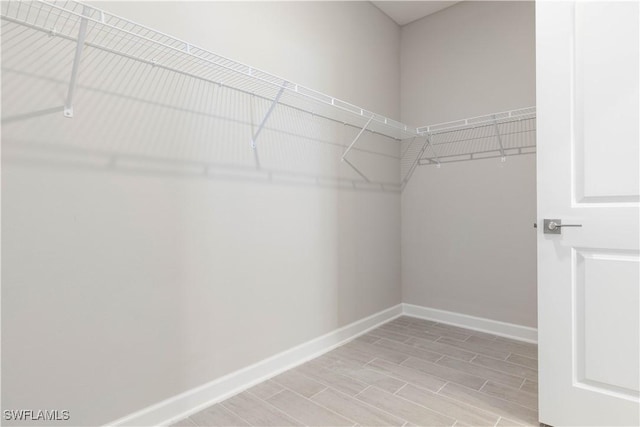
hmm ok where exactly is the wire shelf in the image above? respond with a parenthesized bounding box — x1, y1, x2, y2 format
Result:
(0, 0, 418, 141)
(399, 107, 536, 185)
(416, 107, 536, 165)
(2, 1, 537, 190)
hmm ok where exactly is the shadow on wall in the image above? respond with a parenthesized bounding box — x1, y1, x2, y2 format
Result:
(1, 20, 402, 193)
(1, 17, 403, 426)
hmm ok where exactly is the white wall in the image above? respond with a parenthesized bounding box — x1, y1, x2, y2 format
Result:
(1, 2, 401, 425)
(400, 1, 538, 327)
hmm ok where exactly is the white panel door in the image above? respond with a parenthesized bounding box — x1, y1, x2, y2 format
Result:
(536, 1, 640, 426)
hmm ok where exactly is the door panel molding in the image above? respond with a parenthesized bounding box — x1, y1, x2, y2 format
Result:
(572, 248, 640, 400)
(571, 2, 640, 205)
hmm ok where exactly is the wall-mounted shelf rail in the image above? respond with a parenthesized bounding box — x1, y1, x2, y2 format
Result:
(0, 0, 419, 141)
(416, 106, 536, 166)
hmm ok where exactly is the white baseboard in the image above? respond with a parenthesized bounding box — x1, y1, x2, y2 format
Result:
(107, 304, 403, 427)
(107, 302, 535, 426)
(402, 303, 537, 344)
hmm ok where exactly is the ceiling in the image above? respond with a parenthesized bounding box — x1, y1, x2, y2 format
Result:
(372, 1, 461, 26)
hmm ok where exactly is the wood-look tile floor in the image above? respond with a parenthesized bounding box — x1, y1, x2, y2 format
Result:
(173, 316, 539, 427)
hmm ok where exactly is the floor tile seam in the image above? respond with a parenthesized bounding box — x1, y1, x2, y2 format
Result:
(470, 356, 537, 379)
(442, 381, 539, 416)
(352, 384, 372, 398)
(217, 403, 254, 427)
(265, 387, 357, 426)
(400, 356, 489, 389)
(317, 383, 412, 426)
(370, 339, 447, 364)
(507, 350, 538, 360)
(246, 385, 284, 402)
(368, 358, 452, 390)
(393, 382, 409, 396)
(232, 388, 308, 427)
(376, 382, 475, 425)
(218, 396, 277, 427)
(435, 383, 536, 425)
(434, 337, 510, 359)
(295, 365, 370, 396)
(505, 354, 539, 370)
(427, 388, 509, 425)
(369, 329, 413, 342)
(307, 386, 329, 399)
(404, 341, 481, 362)
(477, 382, 539, 412)
(322, 361, 408, 395)
(449, 357, 529, 384)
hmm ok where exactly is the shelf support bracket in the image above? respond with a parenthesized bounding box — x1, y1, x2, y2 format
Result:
(492, 115, 506, 162)
(341, 115, 373, 160)
(63, 5, 91, 118)
(414, 133, 440, 167)
(251, 82, 287, 149)
(343, 158, 370, 183)
(402, 133, 436, 188)
(341, 115, 374, 182)
(425, 133, 441, 168)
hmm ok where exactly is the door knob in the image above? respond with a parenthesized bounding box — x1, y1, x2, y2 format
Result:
(544, 219, 582, 234)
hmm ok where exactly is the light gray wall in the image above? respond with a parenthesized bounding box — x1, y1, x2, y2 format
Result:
(400, 1, 538, 327)
(2, 2, 538, 425)
(1, 2, 401, 425)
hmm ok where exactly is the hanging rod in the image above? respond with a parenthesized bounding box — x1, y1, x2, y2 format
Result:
(0, 0, 418, 141)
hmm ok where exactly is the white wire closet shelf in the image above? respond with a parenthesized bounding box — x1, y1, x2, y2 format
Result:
(0, 0, 418, 141)
(2, 1, 537, 190)
(399, 107, 536, 186)
(421, 107, 536, 164)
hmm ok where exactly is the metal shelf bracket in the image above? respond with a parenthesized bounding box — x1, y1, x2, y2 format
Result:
(426, 133, 441, 168)
(341, 115, 373, 160)
(251, 82, 287, 149)
(341, 115, 374, 182)
(401, 134, 435, 189)
(492, 115, 506, 162)
(63, 5, 90, 118)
